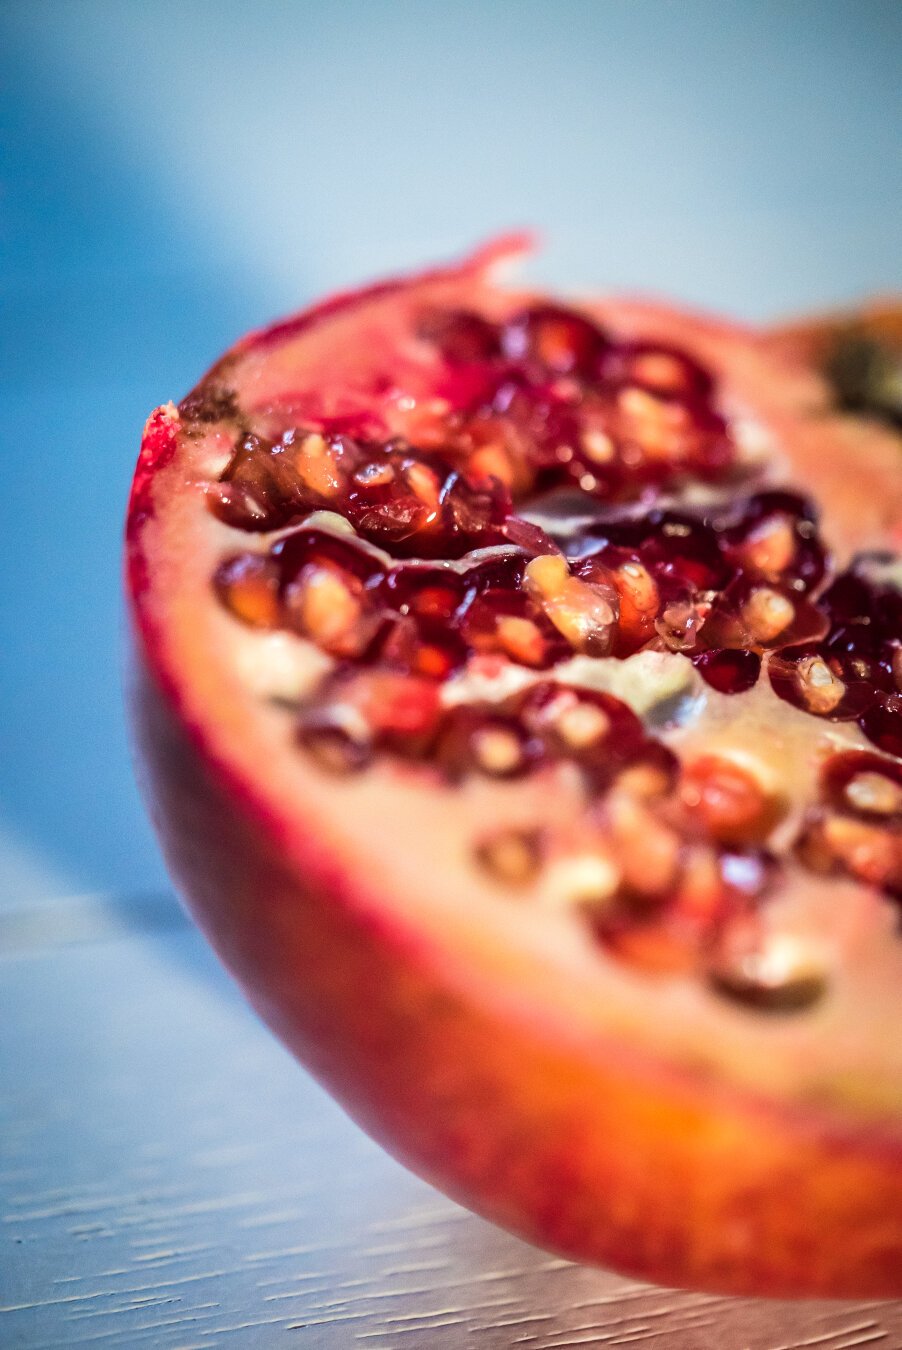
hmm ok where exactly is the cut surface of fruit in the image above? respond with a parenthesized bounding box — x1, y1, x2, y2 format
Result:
(127, 239, 902, 1297)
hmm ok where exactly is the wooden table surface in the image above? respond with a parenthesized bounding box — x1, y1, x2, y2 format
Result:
(2, 893, 900, 1349)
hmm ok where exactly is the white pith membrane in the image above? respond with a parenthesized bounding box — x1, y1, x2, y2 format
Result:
(135, 259, 902, 1127)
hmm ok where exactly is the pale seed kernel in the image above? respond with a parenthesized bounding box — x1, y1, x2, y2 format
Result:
(742, 514, 797, 574)
(741, 587, 795, 643)
(475, 828, 542, 886)
(496, 615, 548, 666)
(844, 772, 902, 817)
(618, 562, 658, 611)
(608, 795, 681, 900)
(353, 460, 395, 488)
(543, 852, 621, 910)
(471, 727, 526, 776)
(293, 432, 343, 497)
(581, 429, 615, 464)
(556, 701, 611, 750)
(289, 566, 360, 649)
(614, 761, 673, 801)
(797, 656, 845, 714)
(405, 460, 441, 507)
(709, 928, 828, 1012)
(821, 814, 902, 889)
(524, 553, 570, 595)
(524, 554, 617, 654)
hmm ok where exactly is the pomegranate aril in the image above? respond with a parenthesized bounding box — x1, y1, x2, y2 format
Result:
(719, 491, 826, 592)
(376, 614, 467, 680)
(692, 647, 761, 694)
(641, 512, 730, 591)
(438, 707, 539, 780)
(519, 683, 646, 771)
(523, 554, 618, 656)
(822, 751, 902, 820)
(417, 307, 501, 364)
(280, 429, 351, 501)
(285, 565, 382, 658)
(797, 811, 902, 895)
(605, 793, 683, 903)
(680, 755, 783, 846)
(577, 549, 658, 655)
(501, 304, 607, 378)
(274, 530, 385, 658)
(475, 827, 543, 885)
(860, 694, 902, 757)
(699, 577, 828, 652)
(479, 373, 579, 469)
(381, 564, 467, 622)
(769, 644, 874, 721)
(297, 721, 372, 774)
(460, 589, 569, 669)
(209, 433, 299, 531)
(214, 553, 281, 628)
(611, 741, 680, 801)
(299, 667, 443, 764)
(600, 340, 714, 401)
(440, 470, 511, 547)
(612, 385, 732, 477)
(706, 912, 828, 1013)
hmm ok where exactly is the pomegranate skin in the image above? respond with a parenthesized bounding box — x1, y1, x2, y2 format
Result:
(132, 658, 902, 1299)
(126, 251, 902, 1298)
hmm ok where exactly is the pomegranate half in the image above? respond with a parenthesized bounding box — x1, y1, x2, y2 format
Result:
(127, 239, 902, 1297)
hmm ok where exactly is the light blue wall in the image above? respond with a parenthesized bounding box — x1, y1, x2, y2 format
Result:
(2, 0, 900, 903)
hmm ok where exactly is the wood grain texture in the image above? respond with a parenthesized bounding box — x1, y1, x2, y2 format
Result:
(2, 898, 900, 1348)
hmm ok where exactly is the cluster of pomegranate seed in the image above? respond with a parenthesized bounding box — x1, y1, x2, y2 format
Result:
(204, 301, 902, 1003)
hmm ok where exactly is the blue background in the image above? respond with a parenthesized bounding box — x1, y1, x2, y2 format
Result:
(2, 0, 900, 908)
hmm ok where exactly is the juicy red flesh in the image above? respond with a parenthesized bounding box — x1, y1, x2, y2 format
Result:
(199, 299, 902, 999)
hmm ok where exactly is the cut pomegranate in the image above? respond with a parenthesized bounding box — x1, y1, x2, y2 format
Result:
(128, 241, 902, 1298)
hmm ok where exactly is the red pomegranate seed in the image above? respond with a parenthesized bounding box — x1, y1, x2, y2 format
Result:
(706, 909, 828, 1012)
(376, 614, 467, 680)
(417, 307, 501, 364)
(860, 694, 902, 758)
(719, 491, 826, 593)
(699, 578, 828, 652)
(822, 751, 902, 820)
(600, 341, 714, 401)
(769, 644, 874, 721)
(519, 683, 646, 772)
(797, 810, 902, 896)
(209, 432, 302, 531)
(281, 428, 350, 501)
(274, 530, 385, 659)
(214, 553, 282, 628)
(381, 563, 466, 621)
(501, 304, 607, 377)
(438, 707, 540, 780)
(523, 554, 619, 656)
(680, 755, 784, 845)
(692, 648, 762, 695)
(474, 827, 544, 884)
(460, 589, 569, 669)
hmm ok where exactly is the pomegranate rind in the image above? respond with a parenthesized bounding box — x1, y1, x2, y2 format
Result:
(127, 244, 902, 1297)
